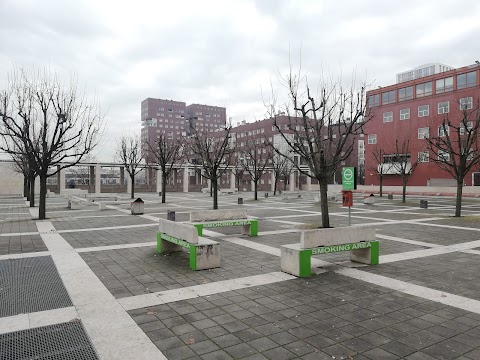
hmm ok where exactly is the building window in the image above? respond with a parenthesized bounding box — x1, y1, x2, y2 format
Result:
(418, 105, 429, 117)
(436, 77, 453, 93)
(460, 97, 473, 110)
(368, 94, 380, 107)
(400, 108, 410, 120)
(438, 101, 450, 114)
(418, 151, 429, 163)
(460, 121, 473, 135)
(438, 125, 449, 137)
(398, 86, 414, 101)
(382, 90, 396, 105)
(416, 82, 433, 98)
(438, 150, 450, 161)
(368, 134, 377, 144)
(418, 127, 429, 139)
(457, 71, 477, 89)
(383, 112, 393, 122)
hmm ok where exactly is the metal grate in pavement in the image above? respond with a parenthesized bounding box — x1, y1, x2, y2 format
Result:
(0, 256, 72, 318)
(0, 319, 99, 360)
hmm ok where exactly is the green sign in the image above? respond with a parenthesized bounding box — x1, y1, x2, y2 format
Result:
(202, 220, 252, 228)
(161, 233, 190, 249)
(342, 167, 355, 190)
(312, 241, 371, 255)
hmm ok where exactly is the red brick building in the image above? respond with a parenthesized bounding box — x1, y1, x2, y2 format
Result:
(364, 63, 480, 186)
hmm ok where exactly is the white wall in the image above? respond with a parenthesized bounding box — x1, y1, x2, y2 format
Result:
(0, 162, 24, 195)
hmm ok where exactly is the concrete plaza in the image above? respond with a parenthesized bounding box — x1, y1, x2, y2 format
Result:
(1, 191, 480, 359)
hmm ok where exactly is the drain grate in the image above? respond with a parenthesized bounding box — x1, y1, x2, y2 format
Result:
(0, 319, 99, 360)
(0, 256, 72, 318)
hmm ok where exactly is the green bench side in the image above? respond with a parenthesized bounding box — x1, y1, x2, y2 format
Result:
(297, 241, 379, 277)
(193, 219, 258, 237)
(157, 232, 198, 270)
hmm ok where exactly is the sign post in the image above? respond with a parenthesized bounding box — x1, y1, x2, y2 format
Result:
(342, 167, 355, 226)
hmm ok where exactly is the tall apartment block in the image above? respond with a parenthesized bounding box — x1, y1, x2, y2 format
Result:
(186, 104, 226, 134)
(365, 62, 480, 186)
(141, 98, 226, 156)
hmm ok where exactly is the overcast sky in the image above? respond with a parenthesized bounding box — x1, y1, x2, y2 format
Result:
(1, 0, 480, 161)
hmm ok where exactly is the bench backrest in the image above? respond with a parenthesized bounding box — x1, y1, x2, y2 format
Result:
(159, 218, 198, 244)
(190, 209, 247, 222)
(300, 226, 375, 249)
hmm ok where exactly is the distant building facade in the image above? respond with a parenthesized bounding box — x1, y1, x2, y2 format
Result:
(365, 63, 480, 187)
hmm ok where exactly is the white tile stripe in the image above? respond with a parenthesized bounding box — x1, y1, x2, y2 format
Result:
(76, 242, 157, 253)
(0, 307, 78, 335)
(0, 251, 51, 261)
(118, 272, 296, 311)
(36, 221, 166, 360)
(335, 267, 480, 314)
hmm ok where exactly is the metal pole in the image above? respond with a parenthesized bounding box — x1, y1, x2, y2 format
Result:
(348, 206, 351, 226)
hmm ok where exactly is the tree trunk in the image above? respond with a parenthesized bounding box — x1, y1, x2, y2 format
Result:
(284, 179, 287, 191)
(210, 180, 213, 197)
(29, 175, 35, 207)
(254, 180, 258, 200)
(23, 177, 28, 198)
(131, 175, 135, 199)
(379, 176, 383, 197)
(319, 178, 330, 228)
(39, 174, 47, 220)
(161, 172, 167, 203)
(455, 178, 463, 217)
(274, 175, 277, 195)
(26, 177, 30, 201)
(402, 178, 407, 203)
(213, 179, 218, 209)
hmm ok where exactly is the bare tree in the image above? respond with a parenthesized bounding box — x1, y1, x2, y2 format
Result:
(265, 68, 367, 228)
(369, 145, 392, 197)
(389, 135, 420, 203)
(240, 137, 272, 200)
(187, 126, 233, 209)
(0, 68, 103, 219)
(232, 154, 245, 191)
(270, 152, 292, 195)
(425, 99, 480, 217)
(147, 134, 184, 203)
(116, 135, 143, 199)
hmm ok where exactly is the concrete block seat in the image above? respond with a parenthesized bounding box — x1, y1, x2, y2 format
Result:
(190, 209, 258, 237)
(219, 188, 238, 195)
(157, 218, 220, 271)
(282, 191, 302, 200)
(281, 226, 379, 277)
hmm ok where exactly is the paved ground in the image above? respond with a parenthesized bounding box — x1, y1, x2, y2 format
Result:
(1, 190, 480, 359)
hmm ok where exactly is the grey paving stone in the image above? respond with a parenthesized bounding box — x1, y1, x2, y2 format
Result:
(363, 347, 400, 360)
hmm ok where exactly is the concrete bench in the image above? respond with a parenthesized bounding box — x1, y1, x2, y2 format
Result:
(219, 188, 238, 195)
(283, 191, 302, 200)
(97, 199, 131, 210)
(157, 218, 220, 271)
(67, 197, 87, 210)
(190, 209, 258, 237)
(63, 189, 88, 198)
(281, 226, 379, 277)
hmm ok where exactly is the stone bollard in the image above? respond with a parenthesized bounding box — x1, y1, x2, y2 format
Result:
(264, 193, 269, 198)
(238, 197, 243, 205)
(364, 194, 375, 205)
(388, 194, 393, 200)
(167, 210, 175, 221)
(420, 200, 428, 209)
